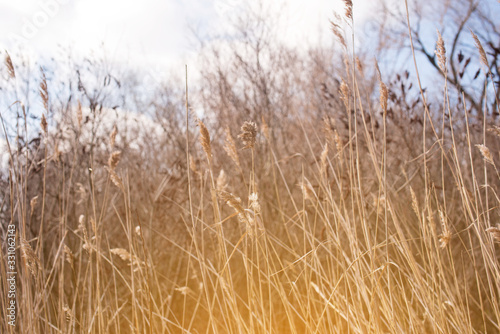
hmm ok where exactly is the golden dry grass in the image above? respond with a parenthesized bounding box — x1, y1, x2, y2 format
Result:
(1, 3, 500, 334)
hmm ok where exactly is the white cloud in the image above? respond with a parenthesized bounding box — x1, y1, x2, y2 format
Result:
(0, 0, 373, 72)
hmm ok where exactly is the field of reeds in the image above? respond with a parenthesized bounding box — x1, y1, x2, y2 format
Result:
(1, 1, 500, 333)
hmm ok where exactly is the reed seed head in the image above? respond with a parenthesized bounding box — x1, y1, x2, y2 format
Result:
(320, 144, 329, 177)
(218, 190, 245, 214)
(64, 244, 75, 271)
(334, 130, 343, 154)
(175, 286, 192, 296)
(109, 169, 124, 190)
(108, 151, 121, 170)
(322, 117, 335, 143)
(471, 31, 489, 70)
(62, 305, 74, 322)
(216, 169, 228, 192)
(110, 125, 118, 149)
(238, 121, 257, 149)
(355, 57, 364, 76)
(300, 179, 316, 201)
(379, 82, 388, 115)
(476, 144, 494, 165)
(41, 114, 48, 134)
(78, 215, 92, 254)
(375, 60, 388, 115)
(410, 187, 419, 219)
(5, 52, 15, 79)
(261, 116, 270, 141)
(438, 210, 451, 248)
(435, 30, 446, 73)
(249, 192, 261, 214)
(224, 127, 240, 168)
(198, 119, 212, 162)
(111, 248, 132, 262)
(111, 248, 145, 270)
(486, 225, 500, 243)
(20, 238, 40, 277)
(40, 67, 49, 112)
(340, 79, 350, 110)
(189, 154, 197, 174)
(488, 126, 500, 137)
(30, 195, 39, 217)
(330, 19, 346, 49)
(343, 0, 353, 20)
(77, 101, 83, 128)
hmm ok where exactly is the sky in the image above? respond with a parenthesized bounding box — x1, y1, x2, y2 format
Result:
(3, 1, 499, 95)
(0, 0, 376, 170)
(0, 0, 375, 73)
(1, 0, 498, 169)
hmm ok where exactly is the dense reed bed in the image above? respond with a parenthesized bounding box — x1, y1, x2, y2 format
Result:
(1, 1, 500, 333)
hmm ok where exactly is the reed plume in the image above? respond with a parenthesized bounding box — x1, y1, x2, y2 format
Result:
(4, 52, 15, 79)
(238, 121, 257, 149)
(198, 119, 212, 162)
(108, 151, 122, 170)
(217, 190, 245, 214)
(224, 127, 240, 168)
(339, 79, 350, 110)
(471, 31, 488, 70)
(476, 144, 494, 165)
(486, 225, 500, 243)
(438, 210, 451, 248)
(110, 125, 118, 149)
(435, 30, 446, 73)
(20, 238, 41, 277)
(343, 0, 353, 20)
(40, 67, 49, 112)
